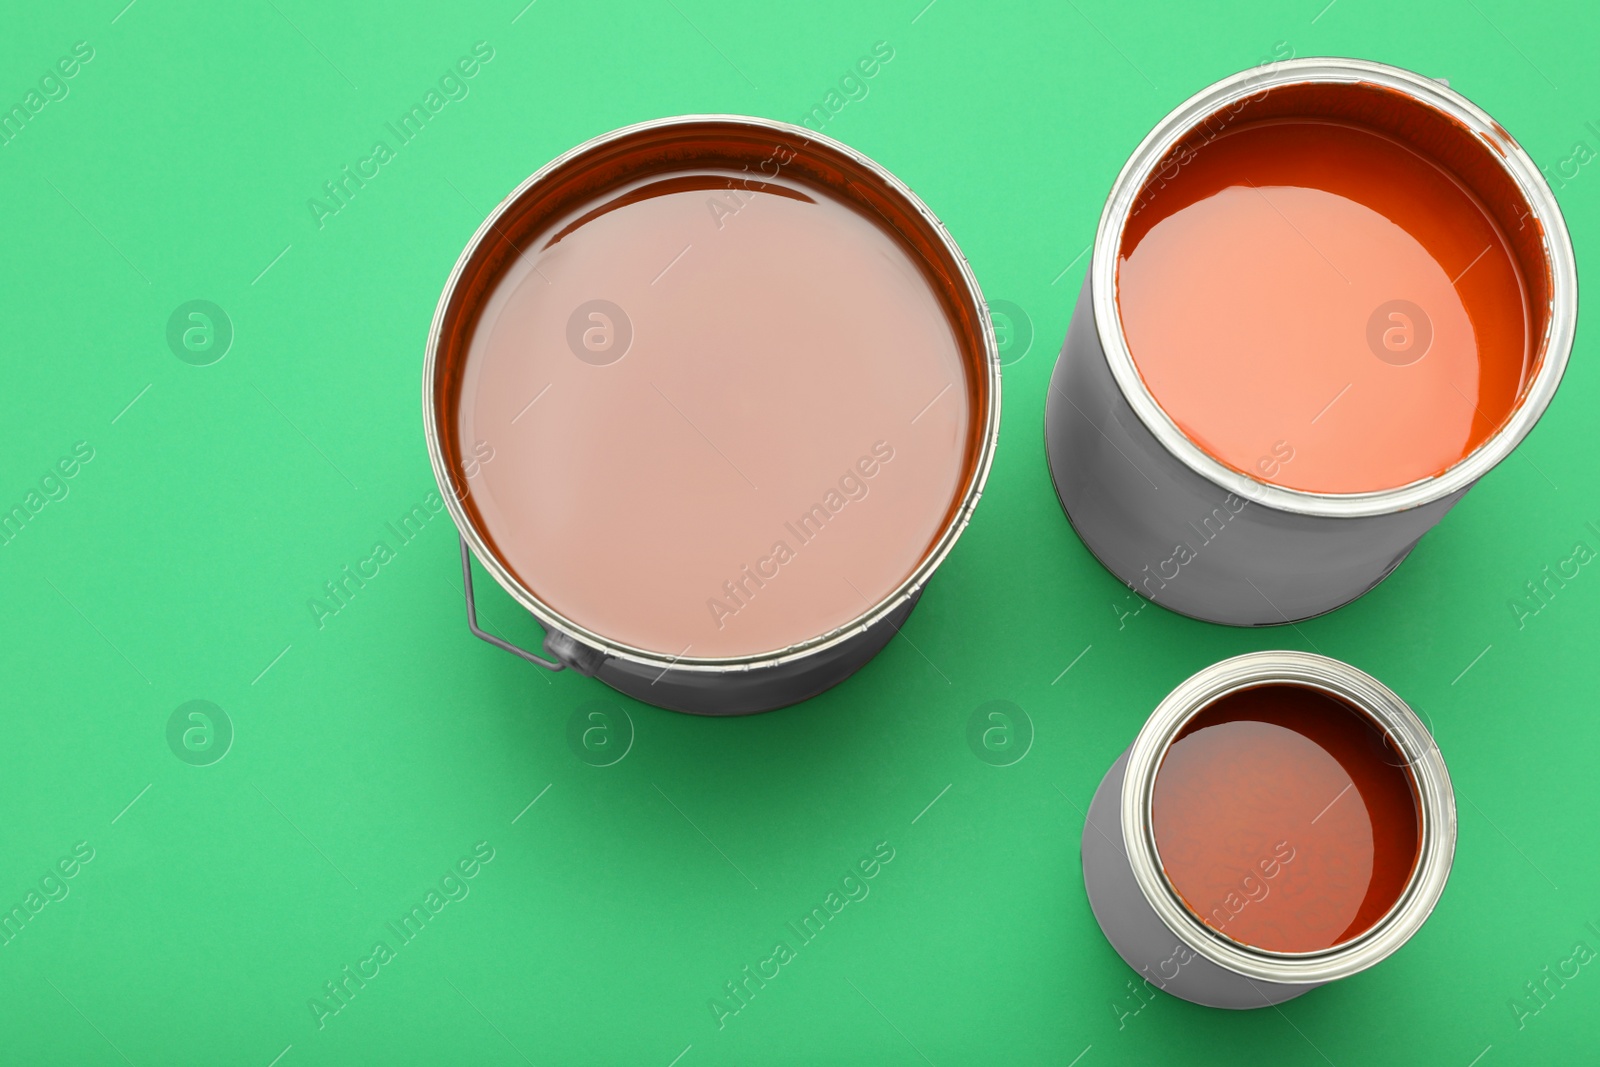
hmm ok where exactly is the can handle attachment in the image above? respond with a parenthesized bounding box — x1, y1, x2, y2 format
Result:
(459, 537, 565, 671)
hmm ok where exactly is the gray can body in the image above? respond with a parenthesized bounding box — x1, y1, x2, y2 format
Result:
(1046, 59, 1575, 626)
(427, 116, 1000, 715)
(1080, 652, 1456, 1009)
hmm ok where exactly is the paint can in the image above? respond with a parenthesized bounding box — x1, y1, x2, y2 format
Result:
(1045, 58, 1576, 625)
(1081, 651, 1455, 1008)
(424, 116, 1000, 715)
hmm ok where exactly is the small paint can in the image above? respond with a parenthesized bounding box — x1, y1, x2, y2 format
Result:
(424, 116, 1000, 715)
(1045, 58, 1576, 625)
(1081, 651, 1455, 1008)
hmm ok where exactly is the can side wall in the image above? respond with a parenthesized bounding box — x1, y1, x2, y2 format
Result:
(1082, 749, 1317, 1009)
(1045, 279, 1466, 625)
(586, 589, 921, 715)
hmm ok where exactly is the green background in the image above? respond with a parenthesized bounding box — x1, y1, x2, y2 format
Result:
(1, 0, 1595, 1063)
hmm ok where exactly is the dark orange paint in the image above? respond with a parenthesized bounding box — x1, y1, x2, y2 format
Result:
(1151, 684, 1422, 954)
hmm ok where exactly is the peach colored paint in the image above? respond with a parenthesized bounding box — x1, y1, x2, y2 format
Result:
(1118, 118, 1531, 494)
(456, 172, 969, 658)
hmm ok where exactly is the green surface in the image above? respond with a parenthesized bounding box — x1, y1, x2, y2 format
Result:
(1, 1, 1596, 1063)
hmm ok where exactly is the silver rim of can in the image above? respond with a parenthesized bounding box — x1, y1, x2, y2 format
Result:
(1119, 651, 1456, 986)
(423, 115, 1002, 673)
(1090, 57, 1577, 519)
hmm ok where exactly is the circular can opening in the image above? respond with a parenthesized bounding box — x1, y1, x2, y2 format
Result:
(425, 116, 998, 667)
(1095, 60, 1573, 513)
(1119, 652, 1455, 987)
(1150, 682, 1423, 955)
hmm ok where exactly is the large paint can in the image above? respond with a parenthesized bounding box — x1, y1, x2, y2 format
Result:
(1046, 59, 1576, 625)
(425, 116, 1000, 715)
(1081, 651, 1455, 1008)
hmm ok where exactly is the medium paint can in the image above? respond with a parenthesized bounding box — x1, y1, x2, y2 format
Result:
(1046, 58, 1576, 625)
(424, 116, 1000, 715)
(1081, 651, 1455, 1008)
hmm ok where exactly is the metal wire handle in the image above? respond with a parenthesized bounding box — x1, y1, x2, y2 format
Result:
(459, 537, 564, 671)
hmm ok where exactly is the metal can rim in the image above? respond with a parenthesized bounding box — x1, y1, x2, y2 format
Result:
(422, 114, 1002, 673)
(1118, 650, 1457, 986)
(1090, 57, 1578, 519)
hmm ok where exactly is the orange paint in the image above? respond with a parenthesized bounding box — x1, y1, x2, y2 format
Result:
(1151, 685, 1422, 954)
(1118, 116, 1533, 494)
